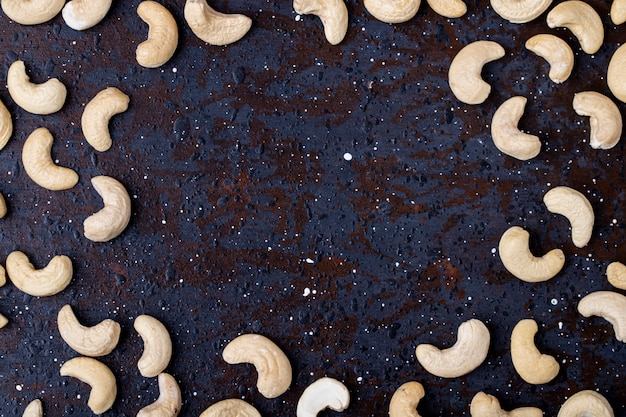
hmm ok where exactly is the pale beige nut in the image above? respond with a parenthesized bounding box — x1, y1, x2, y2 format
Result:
(0, 97, 12, 151)
(7, 60, 67, 115)
(573, 91, 623, 150)
(22, 399, 43, 417)
(490, 0, 552, 23)
(448, 40, 505, 105)
(0, 192, 7, 219)
(525, 34, 574, 84)
(184, 0, 252, 46)
(363, 0, 421, 23)
(491, 96, 541, 160)
(0, 264, 5, 286)
(471, 392, 543, 417)
(0, 313, 8, 329)
(222, 333, 292, 398)
(136, 1, 179, 68)
(608, 44, 626, 103)
(510, 319, 559, 385)
(199, 399, 261, 417)
(57, 304, 121, 357)
(297, 377, 350, 417)
(543, 186, 594, 247)
(612, 0, 626, 25)
(546, 1, 603, 55)
(137, 373, 182, 417)
(607, 262, 626, 290)
(6, 251, 73, 297)
(81, 87, 130, 152)
(426, 0, 465, 18)
(557, 390, 614, 417)
(578, 291, 626, 342)
(415, 318, 490, 378)
(22, 127, 79, 191)
(498, 226, 565, 283)
(134, 314, 172, 377)
(83, 175, 132, 242)
(294, 0, 348, 45)
(60, 356, 117, 415)
(389, 381, 424, 417)
(62, 0, 112, 30)
(1, 0, 64, 24)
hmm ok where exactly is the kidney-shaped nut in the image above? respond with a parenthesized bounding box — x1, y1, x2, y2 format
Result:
(0, 264, 6, 287)
(199, 399, 261, 417)
(573, 91, 623, 150)
(415, 318, 490, 378)
(294, 0, 348, 45)
(471, 392, 543, 417)
(612, 0, 626, 25)
(448, 40, 505, 105)
(81, 87, 130, 152)
(608, 44, 626, 103)
(491, 96, 541, 160)
(0, 98, 12, 151)
(62, 0, 112, 30)
(543, 186, 594, 248)
(389, 381, 425, 417)
(83, 175, 132, 242)
(136, 1, 178, 68)
(557, 390, 614, 417)
(606, 262, 626, 290)
(222, 333, 292, 398)
(546, 1, 603, 55)
(60, 356, 117, 415)
(137, 373, 182, 417)
(498, 226, 565, 283)
(0, 313, 7, 329)
(57, 304, 121, 357)
(6, 251, 73, 297)
(297, 377, 350, 417)
(0, 192, 7, 219)
(510, 319, 559, 385)
(134, 314, 172, 377)
(22, 399, 43, 417)
(490, 0, 552, 23)
(184, 0, 252, 46)
(425, 0, 465, 18)
(7, 60, 67, 115)
(363, 0, 421, 23)
(1, 0, 65, 24)
(525, 34, 574, 84)
(578, 291, 626, 342)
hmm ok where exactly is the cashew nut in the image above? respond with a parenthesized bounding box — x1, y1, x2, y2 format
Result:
(22, 399, 43, 417)
(606, 262, 626, 290)
(136, 1, 179, 68)
(184, 0, 252, 46)
(546, 1, 603, 55)
(510, 319, 559, 385)
(0, 264, 6, 287)
(60, 356, 117, 415)
(137, 373, 182, 417)
(83, 175, 132, 242)
(578, 291, 626, 342)
(608, 44, 626, 103)
(491, 96, 541, 160)
(22, 127, 79, 191)
(389, 381, 424, 417)
(0, 0, 64, 25)
(199, 399, 261, 417)
(363, 0, 421, 23)
(448, 40, 505, 105)
(134, 314, 172, 378)
(0, 192, 7, 219)
(6, 251, 73, 297)
(557, 390, 614, 417)
(7, 60, 67, 115)
(543, 186, 594, 247)
(294, 0, 348, 45)
(498, 226, 565, 283)
(0, 97, 12, 151)
(612, 0, 626, 25)
(222, 333, 292, 398)
(415, 318, 490, 378)
(470, 392, 543, 417)
(426, 0, 466, 18)
(490, 0, 551, 23)
(572, 91, 623, 150)
(525, 34, 574, 84)
(81, 87, 130, 152)
(297, 377, 350, 417)
(0, 314, 8, 329)
(62, 0, 112, 30)
(57, 304, 121, 357)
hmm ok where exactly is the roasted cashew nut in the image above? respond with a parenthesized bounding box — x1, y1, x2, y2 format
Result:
(297, 377, 350, 417)
(546, 1, 603, 55)
(557, 390, 614, 417)
(578, 291, 626, 342)
(448, 40, 505, 105)
(7, 60, 67, 115)
(137, 373, 182, 417)
(0, 313, 8, 329)
(22, 399, 43, 417)
(498, 226, 565, 283)
(425, 0, 465, 18)
(0, 98, 12, 151)
(57, 304, 121, 357)
(470, 392, 543, 417)
(490, 0, 552, 23)
(136, 1, 179, 68)
(134, 314, 173, 377)
(510, 319, 559, 384)
(573, 91, 623, 150)
(363, 0, 421, 23)
(608, 44, 626, 103)
(81, 87, 130, 152)
(222, 333, 292, 398)
(491, 96, 541, 160)
(60, 356, 117, 415)
(525, 34, 574, 84)
(0, 264, 5, 287)
(607, 262, 626, 290)
(612, 0, 626, 25)
(184, 0, 252, 46)
(199, 399, 261, 417)
(543, 186, 594, 248)
(62, 0, 112, 30)
(6, 251, 73, 297)
(293, 0, 348, 45)
(415, 318, 490, 378)
(389, 381, 424, 417)
(0, 192, 7, 219)
(83, 175, 132, 242)
(0, 0, 64, 25)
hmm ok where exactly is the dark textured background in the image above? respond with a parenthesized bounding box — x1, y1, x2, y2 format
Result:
(0, 0, 625, 415)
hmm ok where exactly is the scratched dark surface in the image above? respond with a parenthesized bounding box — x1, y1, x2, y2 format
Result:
(0, 0, 625, 416)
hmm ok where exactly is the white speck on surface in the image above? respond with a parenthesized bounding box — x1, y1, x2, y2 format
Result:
(551, 298, 558, 305)
(343, 152, 353, 161)
(303, 288, 311, 296)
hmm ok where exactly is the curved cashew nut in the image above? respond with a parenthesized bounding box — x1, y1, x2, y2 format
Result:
(199, 399, 261, 417)
(363, 0, 421, 23)
(83, 175, 132, 242)
(415, 318, 490, 378)
(498, 226, 565, 283)
(557, 390, 614, 417)
(137, 373, 182, 417)
(510, 319, 559, 384)
(470, 392, 543, 417)
(222, 333, 292, 398)
(22, 127, 79, 191)
(0, 264, 6, 287)
(546, 1, 603, 55)
(136, 1, 179, 68)
(525, 34, 574, 84)
(60, 356, 117, 415)
(490, 0, 552, 23)
(0, 192, 7, 219)
(425, 0, 465, 18)
(389, 381, 424, 417)
(6, 251, 73, 297)
(184, 0, 252, 46)
(612, 0, 626, 25)
(448, 40, 505, 105)
(491, 96, 541, 160)
(578, 291, 626, 342)
(62, 0, 112, 30)
(0, 98, 12, 151)
(57, 304, 121, 357)
(297, 377, 350, 417)
(0, 313, 7, 329)
(22, 399, 43, 417)
(543, 186, 594, 248)
(606, 262, 626, 290)
(294, 0, 348, 45)
(134, 314, 172, 377)
(7, 60, 67, 115)
(0, 0, 64, 25)
(573, 91, 623, 150)
(608, 44, 626, 103)
(81, 87, 130, 152)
